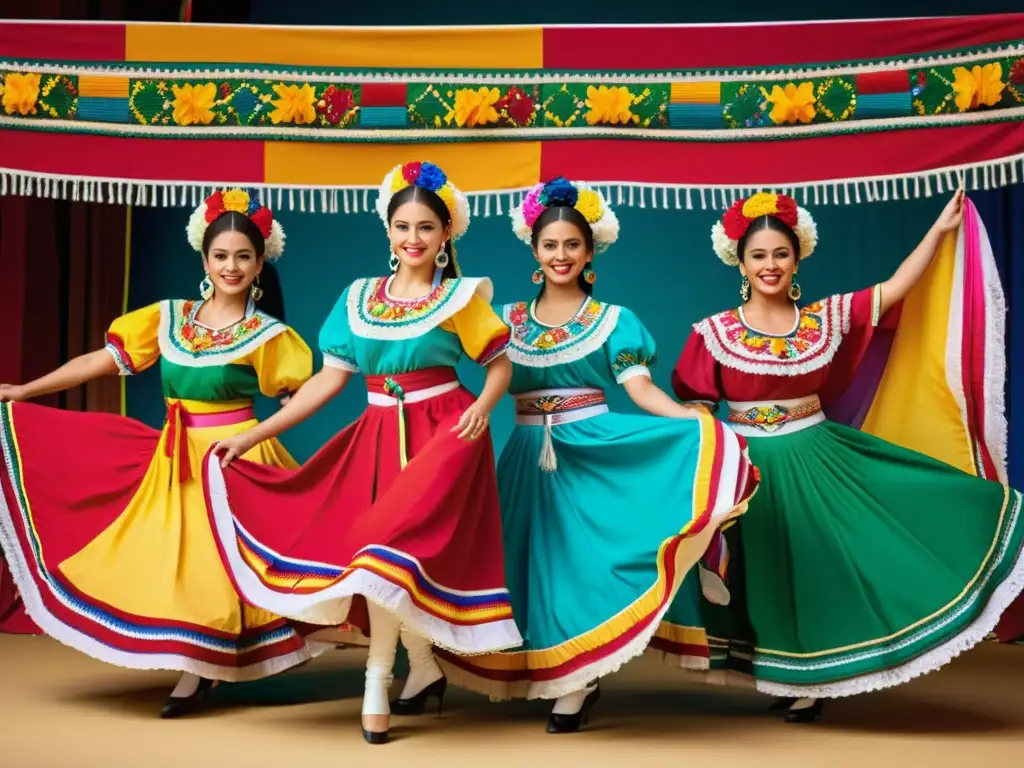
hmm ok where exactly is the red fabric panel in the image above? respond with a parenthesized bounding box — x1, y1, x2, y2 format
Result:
(856, 70, 911, 94)
(0, 21, 125, 60)
(0, 130, 265, 183)
(360, 83, 408, 107)
(543, 14, 1024, 70)
(540, 123, 1024, 186)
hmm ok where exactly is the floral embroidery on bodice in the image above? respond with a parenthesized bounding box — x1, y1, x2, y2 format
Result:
(695, 293, 852, 376)
(504, 298, 620, 367)
(346, 276, 490, 340)
(159, 299, 285, 368)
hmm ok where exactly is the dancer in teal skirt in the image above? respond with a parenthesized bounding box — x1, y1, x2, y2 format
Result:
(670, 190, 1024, 722)
(402, 177, 757, 733)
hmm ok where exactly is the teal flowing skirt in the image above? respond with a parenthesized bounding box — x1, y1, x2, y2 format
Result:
(436, 411, 751, 700)
(665, 419, 1024, 698)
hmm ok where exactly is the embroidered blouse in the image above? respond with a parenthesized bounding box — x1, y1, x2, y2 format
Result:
(104, 299, 312, 402)
(671, 285, 885, 406)
(319, 276, 510, 377)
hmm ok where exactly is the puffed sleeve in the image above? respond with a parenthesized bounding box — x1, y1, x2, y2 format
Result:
(670, 329, 722, 409)
(317, 284, 359, 373)
(442, 293, 511, 365)
(605, 307, 657, 384)
(818, 284, 893, 407)
(248, 327, 314, 398)
(104, 302, 162, 375)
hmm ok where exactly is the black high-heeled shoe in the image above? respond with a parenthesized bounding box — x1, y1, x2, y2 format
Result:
(159, 677, 215, 719)
(391, 676, 447, 716)
(546, 685, 601, 734)
(784, 699, 824, 723)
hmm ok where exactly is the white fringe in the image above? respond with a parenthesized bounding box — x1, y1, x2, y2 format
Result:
(1, 155, 1023, 217)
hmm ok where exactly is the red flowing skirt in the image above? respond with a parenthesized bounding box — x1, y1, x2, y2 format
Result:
(0, 557, 39, 634)
(203, 367, 522, 655)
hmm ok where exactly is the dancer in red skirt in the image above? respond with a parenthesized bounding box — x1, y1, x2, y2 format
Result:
(207, 161, 519, 744)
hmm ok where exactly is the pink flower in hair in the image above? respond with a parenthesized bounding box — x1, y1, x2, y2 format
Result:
(521, 183, 547, 228)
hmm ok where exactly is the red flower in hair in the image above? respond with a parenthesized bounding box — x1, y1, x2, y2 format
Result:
(721, 199, 750, 240)
(249, 207, 273, 239)
(402, 162, 422, 185)
(204, 190, 224, 223)
(772, 195, 799, 229)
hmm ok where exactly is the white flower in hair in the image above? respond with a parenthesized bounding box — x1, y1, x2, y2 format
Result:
(710, 192, 817, 266)
(511, 178, 619, 253)
(186, 188, 285, 262)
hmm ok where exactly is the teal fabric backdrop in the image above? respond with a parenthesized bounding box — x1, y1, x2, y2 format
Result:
(125, 197, 944, 461)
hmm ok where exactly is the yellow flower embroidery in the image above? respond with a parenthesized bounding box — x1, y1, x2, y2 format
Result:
(170, 82, 216, 126)
(270, 83, 316, 125)
(762, 82, 816, 125)
(449, 87, 500, 127)
(585, 85, 634, 126)
(575, 189, 603, 223)
(221, 189, 250, 214)
(952, 63, 1005, 111)
(769, 338, 789, 357)
(2, 72, 41, 116)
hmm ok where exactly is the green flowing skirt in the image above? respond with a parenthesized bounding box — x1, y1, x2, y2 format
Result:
(673, 419, 1024, 698)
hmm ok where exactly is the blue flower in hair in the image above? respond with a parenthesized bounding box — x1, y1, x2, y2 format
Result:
(540, 176, 578, 207)
(416, 162, 448, 193)
(243, 187, 262, 215)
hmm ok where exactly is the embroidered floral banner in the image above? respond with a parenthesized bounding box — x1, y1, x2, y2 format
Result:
(1, 16, 1024, 212)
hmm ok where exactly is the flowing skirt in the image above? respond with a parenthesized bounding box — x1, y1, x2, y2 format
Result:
(435, 409, 756, 700)
(0, 399, 323, 679)
(202, 367, 521, 655)
(686, 420, 1024, 698)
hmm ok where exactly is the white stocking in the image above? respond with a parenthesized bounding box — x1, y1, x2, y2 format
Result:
(170, 673, 201, 699)
(551, 682, 598, 716)
(789, 697, 818, 711)
(399, 627, 443, 700)
(364, 601, 400, 718)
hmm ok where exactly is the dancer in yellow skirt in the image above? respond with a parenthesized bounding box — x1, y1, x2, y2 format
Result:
(0, 188, 327, 718)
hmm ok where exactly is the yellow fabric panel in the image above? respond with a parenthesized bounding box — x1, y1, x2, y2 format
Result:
(78, 75, 129, 98)
(861, 230, 977, 475)
(238, 327, 314, 397)
(264, 141, 542, 192)
(58, 410, 297, 632)
(107, 302, 162, 373)
(439, 293, 510, 362)
(124, 24, 543, 69)
(670, 82, 721, 104)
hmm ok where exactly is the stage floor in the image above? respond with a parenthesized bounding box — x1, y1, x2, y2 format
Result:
(2, 635, 1022, 767)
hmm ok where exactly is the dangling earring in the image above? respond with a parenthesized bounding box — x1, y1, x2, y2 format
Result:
(740, 274, 750, 302)
(435, 242, 449, 269)
(531, 268, 544, 285)
(582, 266, 597, 285)
(788, 277, 802, 301)
(200, 273, 214, 300)
(389, 251, 400, 273)
(250, 275, 264, 302)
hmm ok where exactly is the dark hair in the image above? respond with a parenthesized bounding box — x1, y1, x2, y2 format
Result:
(386, 184, 459, 281)
(530, 205, 595, 296)
(737, 215, 801, 262)
(202, 211, 286, 321)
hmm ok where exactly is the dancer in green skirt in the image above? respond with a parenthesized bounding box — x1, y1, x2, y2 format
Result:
(669, 189, 1024, 722)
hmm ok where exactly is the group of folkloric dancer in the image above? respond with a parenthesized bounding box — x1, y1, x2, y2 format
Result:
(1, 162, 1022, 745)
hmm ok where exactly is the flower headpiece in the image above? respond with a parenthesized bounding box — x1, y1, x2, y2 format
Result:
(375, 161, 471, 239)
(186, 188, 285, 261)
(511, 177, 619, 253)
(711, 192, 817, 266)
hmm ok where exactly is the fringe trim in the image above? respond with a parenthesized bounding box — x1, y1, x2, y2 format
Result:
(2, 154, 1024, 215)
(3, 40, 1023, 84)
(755, 490, 1024, 699)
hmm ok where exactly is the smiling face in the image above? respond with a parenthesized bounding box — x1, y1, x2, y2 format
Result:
(388, 200, 450, 274)
(203, 229, 262, 299)
(739, 225, 799, 301)
(533, 218, 592, 287)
